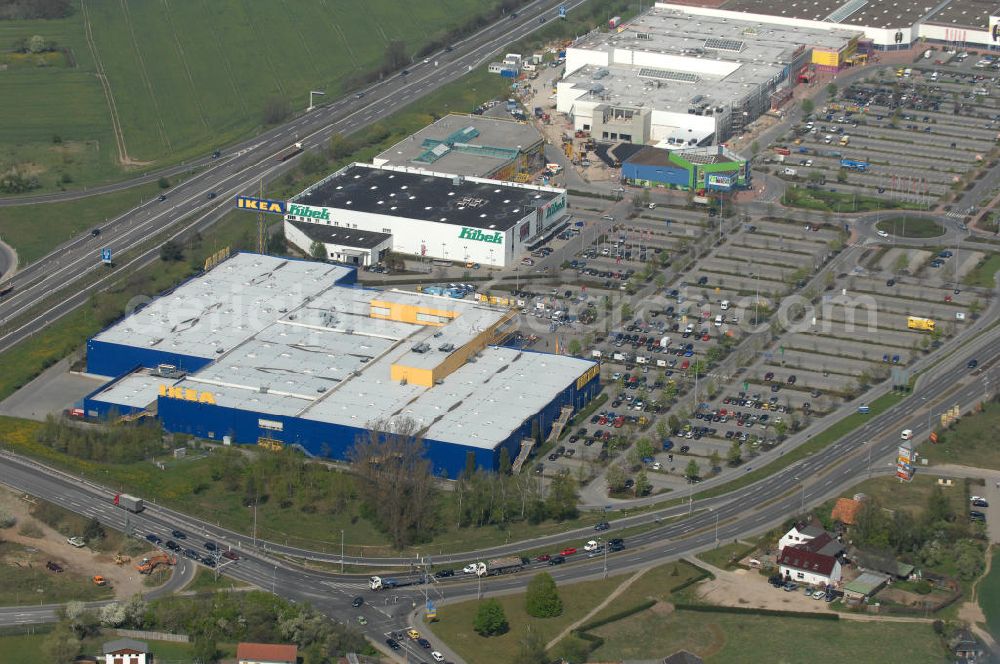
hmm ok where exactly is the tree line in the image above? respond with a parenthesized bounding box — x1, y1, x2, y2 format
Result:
(36, 415, 166, 464)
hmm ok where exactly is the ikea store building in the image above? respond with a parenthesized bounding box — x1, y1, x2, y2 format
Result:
(82, 253, 599, 476)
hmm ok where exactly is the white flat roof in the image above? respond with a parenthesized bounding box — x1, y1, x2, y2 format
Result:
(93, 255, 595, 450)
(89, 371, 163, 411)
(91, 254, 353, 360)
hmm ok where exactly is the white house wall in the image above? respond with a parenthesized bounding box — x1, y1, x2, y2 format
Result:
(918, 23, 991, 46)
(780, 560, 843, 587)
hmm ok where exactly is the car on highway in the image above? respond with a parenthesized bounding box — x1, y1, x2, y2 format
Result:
(207, 192, 216, 199)
(183, 548, 199, 559)
(352, 596, 364, 607)
(876, 229, 889, 238)
(417, 638, 432, 649)
(91, 228, 101, 237)
(158, 194, 166, 202)
(584, 540, 600, 552)
(594, 521, 610, 531)
(548, 555, 565, 565)
(535, 554, 551, 562)
(462, 564, 478, 574)
(386, 638, 401, 651)
(433, 569, 454, 578)
(201, 556, 216, 567)
(406, 629, 420, 640)
(165, 540, 179, 551)
(560, 547, 577, 556)
(968, 359, 979, 369)
(204, 541, 217, 551)
(431, 652, 445, 662)
(171, 530, 186, 539)
(221, 549, 239, 561)
(145, 533, 162, 544)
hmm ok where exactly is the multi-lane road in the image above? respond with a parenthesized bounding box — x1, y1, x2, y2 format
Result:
(0, 0, 585, 350)
(0, 310, 995, 661)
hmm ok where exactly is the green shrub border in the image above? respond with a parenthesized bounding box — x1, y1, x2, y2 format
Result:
(673, 603, 840, 621)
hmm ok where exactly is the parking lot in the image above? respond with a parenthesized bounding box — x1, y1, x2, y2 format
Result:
(767, 59, 1000, 211)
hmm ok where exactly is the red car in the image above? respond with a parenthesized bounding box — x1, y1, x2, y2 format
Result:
(560, 547, 577, 556)
(535, 554, 551, 562)
(680, 360, 690, 370)
(221, 550, 239, 561)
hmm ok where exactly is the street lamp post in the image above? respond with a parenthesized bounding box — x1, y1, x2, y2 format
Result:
(602, 537, 608, 579)
(866, 441, 872, 477)
(341, 529, 345, 573)
(714, 511, 720, 548)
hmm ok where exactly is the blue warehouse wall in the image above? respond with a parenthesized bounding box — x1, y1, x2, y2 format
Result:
(157, 368, 602, 480)
(86, 340, 213, 378)
(621, 162, 690, 189)
(82, 371, 146, 419)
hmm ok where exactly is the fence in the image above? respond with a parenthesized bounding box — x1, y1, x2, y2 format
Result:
(114, 628, 189, 643)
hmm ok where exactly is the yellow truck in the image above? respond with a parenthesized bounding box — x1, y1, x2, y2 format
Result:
(839, 135, 850, 146)
(907, 316, 935, 331)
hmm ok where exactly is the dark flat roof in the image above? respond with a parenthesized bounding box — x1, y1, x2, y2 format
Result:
(287, 220, 390, 249)
(926, 0, 998, 29)
(625, 146, 675, 167)
(295, 165, 558, 231)
(721, 0, 936, 29)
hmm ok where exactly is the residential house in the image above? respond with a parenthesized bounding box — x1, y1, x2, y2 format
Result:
(778, 522, 830, 551)
(101, 639, 149, 664)
(777, 547, 842, 586)
(853, 550, 916, 580)
(237, 642, 298, 664)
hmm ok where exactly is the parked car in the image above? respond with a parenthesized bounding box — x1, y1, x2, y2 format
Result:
(352, 596, 364, 607)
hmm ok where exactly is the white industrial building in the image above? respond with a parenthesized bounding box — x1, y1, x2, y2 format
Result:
(557, 6, 861, 144)
(283, 164, 568, 268)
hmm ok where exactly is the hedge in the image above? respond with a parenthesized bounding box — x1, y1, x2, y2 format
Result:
(573, 599, 657, 634)
(673, 603, 840, 621)
(668, 568, 714, 595)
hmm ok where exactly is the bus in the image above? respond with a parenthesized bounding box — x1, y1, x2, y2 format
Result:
(907, 316, 935, 331)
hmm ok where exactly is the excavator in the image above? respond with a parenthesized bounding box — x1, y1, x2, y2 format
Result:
(135, 553, 176, 574)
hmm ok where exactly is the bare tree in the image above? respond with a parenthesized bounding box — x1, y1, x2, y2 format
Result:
(348, 418, 437, 548)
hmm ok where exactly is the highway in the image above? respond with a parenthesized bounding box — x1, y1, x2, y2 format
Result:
(0, 0, 584, 351)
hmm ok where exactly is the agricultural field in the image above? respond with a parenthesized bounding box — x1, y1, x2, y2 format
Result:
(0, 0, 509, 192)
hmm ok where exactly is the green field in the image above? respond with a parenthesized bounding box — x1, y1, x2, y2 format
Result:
(781, 186, 922, 213)
(980, 547, 1000, 640)
(963, 254, 1000, 288)
(876, 217, 945, 239)
(588, 608, 946, 663)
(0, 0, 514, 192)
(925, 401, 1000, 470)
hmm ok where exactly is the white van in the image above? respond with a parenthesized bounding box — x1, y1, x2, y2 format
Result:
(636, 355, 648, 365)
(714, 315, 723, 327)
(900, 429, 914, 440)
(591, 349, 602, 359)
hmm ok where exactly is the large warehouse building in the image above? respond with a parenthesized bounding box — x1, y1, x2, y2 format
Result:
(372, 114, 545, 181)
(83, 253, 599, 477)
(282, 163, 568, 268)
(558, 6, 861, 144)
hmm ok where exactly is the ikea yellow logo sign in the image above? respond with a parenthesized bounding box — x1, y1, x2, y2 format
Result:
(236, 196, 287, 214)
(159, 385, 216, 404)
(576, 364, 600, 390)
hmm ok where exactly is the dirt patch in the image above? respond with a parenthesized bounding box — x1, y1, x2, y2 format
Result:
(694, 566, 834, 614)
(0, 486, 159, 599)
(650, 600, 675, 616)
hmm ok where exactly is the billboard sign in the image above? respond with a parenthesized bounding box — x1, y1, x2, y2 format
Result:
(458, 227, 503, 244)
(707, 174, 733, 190)
(896, 442, 914, 481)
(236, 195, 286, 214)
(287, 203, 331, 222)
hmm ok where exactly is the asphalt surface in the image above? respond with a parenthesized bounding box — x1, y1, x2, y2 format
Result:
(0, 0, 585, 350)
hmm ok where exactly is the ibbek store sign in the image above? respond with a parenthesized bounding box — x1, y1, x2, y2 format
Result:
(287, 203, 331, 222)
(459, 227, 503, 244)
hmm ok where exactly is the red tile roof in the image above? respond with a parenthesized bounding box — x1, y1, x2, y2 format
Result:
(777, 546, 838, 576)
(236, 642, 298, 663)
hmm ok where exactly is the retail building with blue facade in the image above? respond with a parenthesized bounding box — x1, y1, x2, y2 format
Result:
(83, 253, 599, 478)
